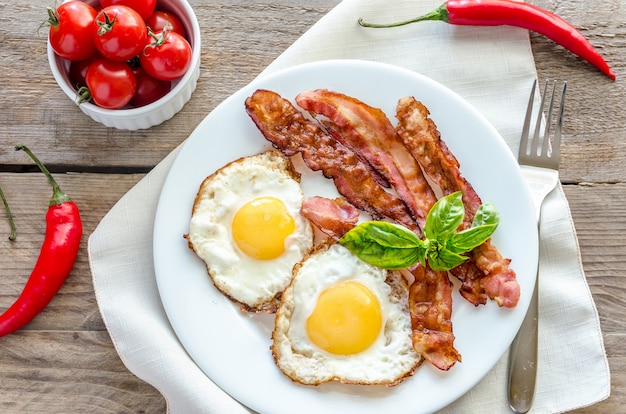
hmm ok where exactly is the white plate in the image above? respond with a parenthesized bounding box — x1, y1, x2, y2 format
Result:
(153, 59, 538, 414)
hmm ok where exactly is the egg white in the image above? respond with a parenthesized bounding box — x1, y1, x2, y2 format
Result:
(272, 242, 422, 386)
(186, 150, 314, 312)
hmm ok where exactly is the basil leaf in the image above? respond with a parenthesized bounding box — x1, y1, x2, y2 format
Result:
(472, 201, 499, 227)
(447, 201, 499, 253)
(427, 245, 469, 271)
(340, 221, 421, 247)
(424, 191, 465, 241)
(447, 223, 497, 253)
(348, 241, 422, 270)
(339, 221, 422, 270)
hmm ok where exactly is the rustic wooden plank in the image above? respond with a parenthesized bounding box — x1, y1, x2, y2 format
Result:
(2, 0, 625, 181)
(0, 0, 338, 171)
(0, 173, 165, 412)
(531, 0, 626, 184)
(565, 182, 626, 413)
(0, 331, 166, 413)
(573, 333, 625, 413)
(563, 183, 626, 334)
(0, 173, 143, 331)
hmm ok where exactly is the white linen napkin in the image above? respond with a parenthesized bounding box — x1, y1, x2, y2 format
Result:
(88, 0, 610, 412)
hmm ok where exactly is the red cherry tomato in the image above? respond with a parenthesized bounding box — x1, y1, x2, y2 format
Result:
(48, 1, 98, 61)
(69, 55, 100, 89)
(93, 5, 147, 61)
(140, 30, 192, 81)
(130, 67, 171, 107)
(85, 59, 136, 109)
(145, 10, 186, 38)
(100, 0, 156, 21)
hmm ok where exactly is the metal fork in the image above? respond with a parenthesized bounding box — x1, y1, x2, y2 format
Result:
(507, 79, 567, 413)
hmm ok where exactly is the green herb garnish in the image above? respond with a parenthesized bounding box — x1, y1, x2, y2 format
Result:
(338, 191, 499, 271)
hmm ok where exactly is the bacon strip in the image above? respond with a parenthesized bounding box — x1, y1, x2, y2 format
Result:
(244, 89, 419, 232)
(301, 196, 358, 240)
(395, 96, 520, 308)
(409, 265, 461, 370)
(296, 89, 438, 227)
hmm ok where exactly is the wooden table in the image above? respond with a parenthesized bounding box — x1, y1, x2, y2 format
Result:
(0, 0, 623, 412)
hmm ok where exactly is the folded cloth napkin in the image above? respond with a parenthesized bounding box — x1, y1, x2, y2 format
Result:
(88, 0, 610, 412)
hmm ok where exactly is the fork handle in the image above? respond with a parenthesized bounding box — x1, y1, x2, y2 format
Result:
(507, 273, 539, 413)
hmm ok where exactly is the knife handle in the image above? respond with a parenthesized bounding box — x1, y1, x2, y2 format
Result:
(507, 277, 539, 413)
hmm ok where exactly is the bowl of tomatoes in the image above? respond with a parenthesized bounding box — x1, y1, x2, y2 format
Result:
(47, 0, 201, 130)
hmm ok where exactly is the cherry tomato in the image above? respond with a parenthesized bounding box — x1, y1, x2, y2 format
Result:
(140, 30, 192, 81)
(69, 55, 100, 89)
(130, 67, 171, 107)
(93, 5, 147, 61)
(85, 59, 136, 109)
(145, 10, 186, 38)
(48, 1, 98, 61)
(100, 0, 156, 21)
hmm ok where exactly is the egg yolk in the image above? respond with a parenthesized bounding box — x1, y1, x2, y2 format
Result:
(306, 281, 382, 355)
(231, 196, 295, 260)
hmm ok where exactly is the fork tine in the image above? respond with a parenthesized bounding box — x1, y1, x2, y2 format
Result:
(530, 81, 551, 157)
(551, 82, 567, 162)
(518, 80, 566, 169)
(540, 81, 557, 158)
(519, 80, 536, 157)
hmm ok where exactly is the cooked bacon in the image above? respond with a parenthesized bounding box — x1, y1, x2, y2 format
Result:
(395, 96, 520, 308)
(324, 127, 391, 189)
(472, 241, 520, 307)
(296, 89, 438, 227)
(244, 89, 419, 232)
(409, 265, 461, 370)
(246, 89, 461, 371)
(301, 196, 358, 240)
(450, 261, 489, 306)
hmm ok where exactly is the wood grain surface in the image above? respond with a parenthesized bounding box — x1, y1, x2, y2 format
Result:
(0, 0, 624, 412)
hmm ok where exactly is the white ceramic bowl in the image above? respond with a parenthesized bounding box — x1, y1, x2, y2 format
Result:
(48, 0, 201, 130)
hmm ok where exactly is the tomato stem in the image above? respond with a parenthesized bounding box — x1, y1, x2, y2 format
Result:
(147, 28, 170, 48)
(15, 145, 71, 206)
(97, 11, 118, 36)
(76, 86, 92, 105)
(0, 184, 16, 241)
(46, 6, 60, 27)
(37, 6, 59, 35)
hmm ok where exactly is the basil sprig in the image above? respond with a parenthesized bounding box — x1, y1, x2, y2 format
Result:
(338, 191, 499, 271)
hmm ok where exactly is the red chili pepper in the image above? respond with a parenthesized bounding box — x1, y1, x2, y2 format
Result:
(0, 145, 82, 337)
(358, 0, 615, 80)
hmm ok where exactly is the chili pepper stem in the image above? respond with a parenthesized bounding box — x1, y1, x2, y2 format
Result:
(358, 4, 449, 28)
(15, 145, 71, 206)
(0, 184, 17, 241)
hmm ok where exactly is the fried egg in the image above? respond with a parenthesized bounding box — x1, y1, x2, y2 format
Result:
(185, 150, 314, 312)
(272, 242, 422, 386)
